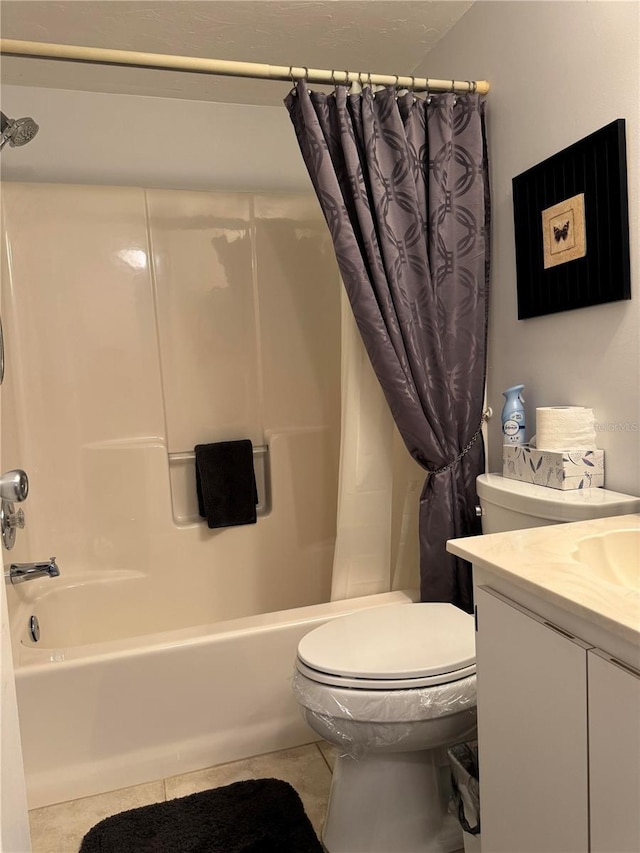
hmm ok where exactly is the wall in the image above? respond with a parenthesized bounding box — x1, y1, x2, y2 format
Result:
(0, 386, 30, 850)
(1, 183, 342, 637)
(0, 84, 310, 192)
(420, 0, 640, 495)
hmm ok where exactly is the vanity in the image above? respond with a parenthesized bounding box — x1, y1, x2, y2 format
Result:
(448, 513, 640, 853)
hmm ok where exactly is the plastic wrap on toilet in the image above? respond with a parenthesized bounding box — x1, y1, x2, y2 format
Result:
(292, 669, 477, 758)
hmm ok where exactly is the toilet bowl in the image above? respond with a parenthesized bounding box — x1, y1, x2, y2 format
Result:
(293, 603, 477, 853)
(294, 474, 640, 851)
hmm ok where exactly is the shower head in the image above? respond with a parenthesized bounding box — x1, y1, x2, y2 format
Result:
(0, 112, 39, 150)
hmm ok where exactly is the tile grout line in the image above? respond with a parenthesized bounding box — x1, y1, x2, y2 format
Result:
(315, 742, 334, 774)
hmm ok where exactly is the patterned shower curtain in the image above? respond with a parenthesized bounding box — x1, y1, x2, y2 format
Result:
(285, 82, 490, 612)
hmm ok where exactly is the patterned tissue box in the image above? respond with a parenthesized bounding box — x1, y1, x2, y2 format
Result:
(503, 445, 605, 490)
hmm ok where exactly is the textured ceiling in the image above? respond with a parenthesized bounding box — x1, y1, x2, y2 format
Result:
(0, 1, 473, 105)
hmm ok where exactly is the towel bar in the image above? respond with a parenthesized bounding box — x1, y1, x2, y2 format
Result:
(168, 445, 268, 463)
(168, 444, 270, 522)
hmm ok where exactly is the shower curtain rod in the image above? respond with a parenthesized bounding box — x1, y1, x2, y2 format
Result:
(0, 38, 490, 95)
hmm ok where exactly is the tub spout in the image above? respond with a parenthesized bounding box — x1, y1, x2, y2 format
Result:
(5, 558, 60, 584)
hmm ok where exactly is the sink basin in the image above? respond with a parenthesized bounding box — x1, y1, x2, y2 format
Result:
(573, 528, 640, 591)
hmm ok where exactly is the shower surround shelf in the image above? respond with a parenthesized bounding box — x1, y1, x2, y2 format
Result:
(168, 444, 271, 525)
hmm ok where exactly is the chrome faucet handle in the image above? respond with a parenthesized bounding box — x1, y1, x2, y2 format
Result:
(5, 506, 25, 529)
(0, 469, 29, 502)
(0, 500, 26, 550)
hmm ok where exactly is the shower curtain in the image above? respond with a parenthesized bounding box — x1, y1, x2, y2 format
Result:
(285, 82, 490, 611)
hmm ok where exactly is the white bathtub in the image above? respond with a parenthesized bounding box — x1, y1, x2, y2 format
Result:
(13, 582, 415, 809)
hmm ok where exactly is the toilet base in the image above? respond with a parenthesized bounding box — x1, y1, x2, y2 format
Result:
(322, 748, 463, 853)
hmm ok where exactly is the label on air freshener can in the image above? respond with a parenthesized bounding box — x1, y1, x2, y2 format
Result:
(503, 414, 525, 445)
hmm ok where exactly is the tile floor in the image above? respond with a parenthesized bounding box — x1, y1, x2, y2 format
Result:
(28, 742, 335, 853)
(28, 741, 465, 853)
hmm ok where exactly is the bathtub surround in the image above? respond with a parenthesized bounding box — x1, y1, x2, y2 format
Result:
(0, 183, 342, 807)
(330, 288, 425, 601)
(1, 185, 342, 626)
(286, 83, 490, 610)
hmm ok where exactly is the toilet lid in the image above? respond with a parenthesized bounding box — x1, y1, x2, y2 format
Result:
(297, 603, 476, 690)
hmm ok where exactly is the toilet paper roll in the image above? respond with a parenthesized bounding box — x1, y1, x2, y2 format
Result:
(536, 406, 597, 451)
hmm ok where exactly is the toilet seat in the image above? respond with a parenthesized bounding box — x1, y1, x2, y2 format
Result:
(296, 603, 476, 690)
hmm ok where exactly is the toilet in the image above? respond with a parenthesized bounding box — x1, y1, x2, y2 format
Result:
(293, 473, 640, 853)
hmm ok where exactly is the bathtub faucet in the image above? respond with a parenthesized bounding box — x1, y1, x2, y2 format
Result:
(5, 557, 60, 585)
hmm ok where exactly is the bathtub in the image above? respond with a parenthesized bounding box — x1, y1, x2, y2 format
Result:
(13, 580, 416, 809)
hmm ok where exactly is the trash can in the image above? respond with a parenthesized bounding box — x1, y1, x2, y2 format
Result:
(448, 742, 480, 853)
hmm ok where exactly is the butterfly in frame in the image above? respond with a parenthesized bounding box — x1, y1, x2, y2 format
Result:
(553, 221, 570, 242)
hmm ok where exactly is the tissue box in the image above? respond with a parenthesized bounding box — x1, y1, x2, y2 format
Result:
(503, 446, 604, 490)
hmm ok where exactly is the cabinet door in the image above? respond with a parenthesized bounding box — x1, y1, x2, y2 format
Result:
(475, 586, 590, 853)
(588, 649, 640, 853)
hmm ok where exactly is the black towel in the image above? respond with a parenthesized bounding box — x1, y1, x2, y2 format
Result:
(195, 440, 258, 529)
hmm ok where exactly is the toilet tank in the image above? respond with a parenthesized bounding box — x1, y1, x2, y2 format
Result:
(477, 473, 640, 534)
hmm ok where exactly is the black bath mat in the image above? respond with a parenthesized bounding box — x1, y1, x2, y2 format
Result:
(78, 778, 323, 853)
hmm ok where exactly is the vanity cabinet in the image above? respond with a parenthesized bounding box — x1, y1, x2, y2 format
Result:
(475, 586, 640, 853)
(588, 648, 640, 853)
(475, 586, 590, 853)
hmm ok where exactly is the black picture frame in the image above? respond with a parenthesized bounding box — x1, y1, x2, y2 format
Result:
(512, 119, 631, 319)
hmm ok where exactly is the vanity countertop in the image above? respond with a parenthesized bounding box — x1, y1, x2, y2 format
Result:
(448, 513, 640, 647)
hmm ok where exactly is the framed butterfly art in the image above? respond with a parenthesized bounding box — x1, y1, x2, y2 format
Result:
(512, 119, 630, 319)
